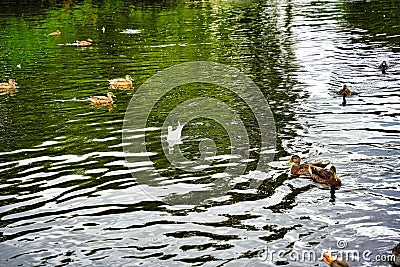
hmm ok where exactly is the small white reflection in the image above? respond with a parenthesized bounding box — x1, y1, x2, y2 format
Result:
(167, 121, 184, 154)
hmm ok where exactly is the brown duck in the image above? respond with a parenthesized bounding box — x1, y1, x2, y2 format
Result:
(338, 85, 351, 96)
(0, 79, 16, 90)
(287, 155, 330, 175)
(309, 165, 341, 186)
(338, 85, 352, 106)
(90, 92, 115, 105)
(49, 30, 61, 36)
(76, 38, 93, 47)
(108, 75, 133, 89)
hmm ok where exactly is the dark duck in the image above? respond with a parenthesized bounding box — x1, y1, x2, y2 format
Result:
(379, 60, 388, 74)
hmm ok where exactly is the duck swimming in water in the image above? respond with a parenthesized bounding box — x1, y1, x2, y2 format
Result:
(0, 79, 16, 90)
(287, 155, 330, 175)
(49, 30, 61, 36)
(323, 253, 349, 267)
(76, 38, 93, 47)
(108, 75, 133, 89)
(379, 61, 388, 74)
(338, 85, 352, 106)
(90, 92, 115, 105)
(338, 85, 351, 96)
(309, 165, 341, 186)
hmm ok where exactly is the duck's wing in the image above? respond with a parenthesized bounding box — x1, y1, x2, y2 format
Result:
(109, 78, 128, 84)
(309, 166, 333, 180)
(91, 95, 108, 101)
(309, 166, 341, 185)
(312, 162, 331, 168)
(290, 163, 309, 175)
(305, 160, 331, 169)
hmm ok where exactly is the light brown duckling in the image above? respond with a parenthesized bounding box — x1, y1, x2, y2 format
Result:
(338, 85, 352, 96)
(49, 30, 61, 36)
(0, 79, 16, 90)
(76, 38, 93, 47)
(90, 92, 115, 105)
(323, 253, 349, 267)
(108, 75, 133, 89)
(287, 155, 330, 175)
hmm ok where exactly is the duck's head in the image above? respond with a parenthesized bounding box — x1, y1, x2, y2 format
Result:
(126, 75, 132, 81)
(87, 38, 93, 43)
(107, 92, 115, 98)
(8, 79, 16, 85)
(323, 253, 349, 267)
(381, 60, 387, 66)
(329, 165, 338, 179)
(287, 155, 301, 164)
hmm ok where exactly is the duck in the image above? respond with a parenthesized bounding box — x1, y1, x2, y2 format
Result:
(90, 92, 115, 105)
(323, 253, 349, 267)
(392, 243, 400, 266)
(49, 30, 61, 36)
(309, 165, 341, 186)
(108, 75, 133, 89)
(0, 79, 16, 90)
(287, 155, 330, 175)
(379, 60, 388, 74)
(338, 85, 357, 106)
(76, 38, 93, 47)
(338, 85, 351, 96)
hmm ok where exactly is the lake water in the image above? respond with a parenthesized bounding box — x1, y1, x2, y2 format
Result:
(1, 0, 399, 266)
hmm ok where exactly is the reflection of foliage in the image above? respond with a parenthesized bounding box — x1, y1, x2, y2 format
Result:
(340, 0, 400, 45)
(0, 0, 297, 159)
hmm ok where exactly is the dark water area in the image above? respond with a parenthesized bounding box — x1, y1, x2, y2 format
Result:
(0, 0, 399, 266)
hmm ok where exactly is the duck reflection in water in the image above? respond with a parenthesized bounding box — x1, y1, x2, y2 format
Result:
(329, 186, 336, 202)
(167, 121, 184, 154)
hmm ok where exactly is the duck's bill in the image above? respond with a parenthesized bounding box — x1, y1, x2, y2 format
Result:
(287, 159, 292, 164)
(323, 253, 335, 265)
(333, 173, 338, 179)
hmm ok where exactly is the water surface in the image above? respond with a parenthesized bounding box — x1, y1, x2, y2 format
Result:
(1, 0, 399, 266)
